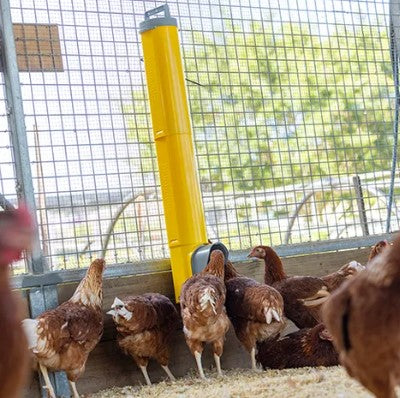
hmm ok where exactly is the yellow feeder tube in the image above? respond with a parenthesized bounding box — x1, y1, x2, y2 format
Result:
(140, 5, 208, 300)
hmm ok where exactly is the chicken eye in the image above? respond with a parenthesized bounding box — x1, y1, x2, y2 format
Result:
(115, 305, 123, 310)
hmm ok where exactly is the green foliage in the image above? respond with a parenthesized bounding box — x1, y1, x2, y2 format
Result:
(125, 23, 393, 193)
(181, 22, 392, 192)
(122, 20, 393, 246)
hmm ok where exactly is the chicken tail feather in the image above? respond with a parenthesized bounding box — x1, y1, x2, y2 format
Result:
(302, 287, 330, 307)
(22, 318, 39, 350)
(264, 307, 282, 324)
(199, 287, 217, 314)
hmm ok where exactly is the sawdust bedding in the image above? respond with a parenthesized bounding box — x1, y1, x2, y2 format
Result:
(88, 366, 375, 398)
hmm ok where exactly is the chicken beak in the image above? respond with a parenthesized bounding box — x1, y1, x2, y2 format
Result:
(111, 297, 124, 309)
(247, 251, 258, 260)
(107, 309, 116, 316)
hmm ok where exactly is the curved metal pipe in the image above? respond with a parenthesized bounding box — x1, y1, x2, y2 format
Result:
(285, 181, 399, 244)
(100, 191, 154, 259)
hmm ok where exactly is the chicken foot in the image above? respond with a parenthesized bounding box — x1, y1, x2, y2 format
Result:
(250, 347, 262, 371)
(213, 353, 222, 376)
(39, 363, 56, 398)
(212, 338, 224, 376)
(68, 380, 80, 398)
(194, 351, 206, 379)
(139, 365, 152, 386)
(161, 365, 176, 381)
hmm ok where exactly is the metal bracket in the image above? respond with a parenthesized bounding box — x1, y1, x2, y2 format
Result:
(139, 4, 177, 33)
(0, 0, 45, 275)
(0, 192, 14, 210)
(191, 242, 229, 274)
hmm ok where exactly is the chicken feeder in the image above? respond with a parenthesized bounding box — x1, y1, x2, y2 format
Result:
(140, 4, 209, 301)
(191, 242, 230, 274)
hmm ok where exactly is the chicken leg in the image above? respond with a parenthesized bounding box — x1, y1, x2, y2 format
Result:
(212, 338, 224, 376)
(250, 347, 262, 371)
(194, 351, 206, 379)
(139, 365, 152, 386)
(68, 380, 80, 398)
(39, 364, 56, 398)
(213, 353, 222, 376)
(161, 365, 176, 381)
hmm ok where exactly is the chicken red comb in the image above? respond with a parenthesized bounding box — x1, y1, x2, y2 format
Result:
(0, 203, 33, 265)
(13, 203, 33, 228)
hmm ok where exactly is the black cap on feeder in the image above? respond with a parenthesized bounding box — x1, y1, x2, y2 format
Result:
(191, 242, 230, 274)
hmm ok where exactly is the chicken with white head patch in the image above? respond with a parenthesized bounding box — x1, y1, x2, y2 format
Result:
(108, 293, 179, 386)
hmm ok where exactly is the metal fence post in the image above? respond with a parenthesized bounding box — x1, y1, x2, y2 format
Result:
(0, 0, 44, 275)
(388, 0, 400, 233)
(0, 1, 70, 397)
(352, 175, 369, 236)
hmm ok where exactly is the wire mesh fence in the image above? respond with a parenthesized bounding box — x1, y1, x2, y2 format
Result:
(0, 0, 396, 273)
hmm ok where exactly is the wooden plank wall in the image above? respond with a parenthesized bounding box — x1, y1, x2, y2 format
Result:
(24, 247, 371, 396)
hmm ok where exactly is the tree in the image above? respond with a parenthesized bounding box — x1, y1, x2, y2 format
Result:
(124, 19, 394, 246)
(179, 22, 393, 192)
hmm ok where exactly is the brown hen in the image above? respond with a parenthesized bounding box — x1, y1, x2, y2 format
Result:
(368, 240, 390, 262)
(180, 249, 230, 379)
(321, 261, 365, 291)
(323, 235, 400, 398)
(224, 260, 285, 370)
(108, 293, 179, 385)
(248, 246, 364, 328)
(23, 258, 105, 398)
(0, 205, 33, 398)
(256, 323, 338, 369)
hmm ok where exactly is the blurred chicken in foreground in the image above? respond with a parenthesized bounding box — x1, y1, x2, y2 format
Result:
(0, 204, 33, 398)
(23, 258, 105, 398)
(368, 240, 390, 262)
(323, 235, 400, 398)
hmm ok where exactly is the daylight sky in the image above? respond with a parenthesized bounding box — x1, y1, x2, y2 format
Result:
(0, 0, 390, 201)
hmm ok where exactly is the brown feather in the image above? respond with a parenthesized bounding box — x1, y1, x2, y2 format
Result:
(28, 259, 105, 382)
(180, 250, 230, 357)
(256, 324, 338, 369)
(112, 293, 179, 368)
(368, 240, 389, 262)
(249, 245, 362, 328)
(0, 207, 33, 398)
(323, 235, 400, 398)
(225, 262, 285, 352)
(0, 267, 29, 398)
(201, 250, 225, 279)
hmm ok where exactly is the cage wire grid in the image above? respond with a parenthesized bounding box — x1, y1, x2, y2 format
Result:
(0, 0, 396, 274)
